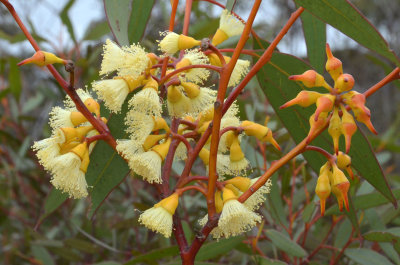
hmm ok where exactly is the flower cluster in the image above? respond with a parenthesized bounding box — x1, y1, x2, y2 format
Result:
(315, 152, 354, 215)
(32, 90, 103, 198)
(281, 44, 377, 154)
(29, 9, 278, 239)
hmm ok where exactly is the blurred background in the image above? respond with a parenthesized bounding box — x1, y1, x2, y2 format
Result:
(0, 0, 399, 264)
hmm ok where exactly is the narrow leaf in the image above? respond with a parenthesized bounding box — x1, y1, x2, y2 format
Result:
(345, 248, 394, 265)
(37, 188, 69, 225)
(265, 230, 307, 257)
(60, 0, 77, 44)
(86, 98, 130, 218)
(128, 0, 155, 43)
(8, 57, 22, 101)
(195, 236, 243, 261)
(124, 246, 179, 265)
(293, 0, 400, 65)
(104, 0, 132, 45)
(300, 10, 326, 73)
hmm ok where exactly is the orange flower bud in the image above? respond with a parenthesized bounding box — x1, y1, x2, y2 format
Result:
(342, 91, 367, 112)
(17, 51, 67, 67)
(353, 106, 377, 135)
(340, 106, 357, 153)
(325, 43, 343, 81)
(307, 112, 329, 143)
(289, 70, 331, 90)
(314, 94, 335, 121)
(315, 163, 332, 216)
(331, 165, 350, 212)
(142, 134, 166, 151)
(279, 91, 322, 109)
(241, 121, 280, 150)
(328, 108, 342, 154)
(335, 74, 354, 93)
(229, 136, 245, 162)
(337, 151, 354, 180)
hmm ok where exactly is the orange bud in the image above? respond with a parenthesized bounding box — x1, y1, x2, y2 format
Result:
(340, 106, 357, 153)
(18, 51, 67, 67)
(325, 43, 343, 81)
(314, 94, 335, 121)
(337, 151, 354, 180)
(342, 91, 367, 112)
(280, 91, 322, 109)
(241, 120, 280, 150)
(328, 108, 342, 154)
(208, 53, 223, 67)
(229, 136, 245, 162)
(353, 106, 377, 135)
(315, 163, 332, 216)
(331, 165, 350, 212)
(335, 74, 354, 93)
(262, 130, 281, 151)
(289, 70, 331, 90)
(307, 112, 329, 143)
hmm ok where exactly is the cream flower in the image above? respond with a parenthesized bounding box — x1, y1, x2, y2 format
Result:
(180, 82, 217, 116)
(229, 59, 250, 87)
(50, 142, 90, 199)
(167, 85, 191, 117)
(92, 75, 144, 113)
(139, 193, 179, 238)
(212, 9, 245, 46)
(158, 31, 201, 54)
(100, 39, 149, 77)
(176, 49, 210, 84)
(32, 129, 65, 169)
(226, 177, 272, 211)
(218, 188, 261, 237)
(127, 78, 161, 117)
(130, 150, 163, 183)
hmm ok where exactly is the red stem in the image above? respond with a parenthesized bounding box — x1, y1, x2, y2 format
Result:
(159, 64, 221, 85)
(1, 0, 117, 149)
(363, 67, 400, 98)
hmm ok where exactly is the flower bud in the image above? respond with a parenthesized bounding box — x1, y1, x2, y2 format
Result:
(325, 44, 343, 81)
(156, 193, 180, 215)
(337, 151, 354, 179)
(280, 91, 322, 109)
(222, 187, 238, 203)
(307, 112, 329, 143)
(199, 148, 210, 166)
(18, 51, 67, 67)
(142, 134, 166, 151)
(353, 106, 377, 135)
(70, 111, 87, 127)
(335, 74, 354, 93)
(328, 108, 342, 154)
(153, 117, 170, 132)
(331, 165, 350, 212)
(229, 136, 245, 162)
(315, 163, 332, 216)
(215, 191, 224, 213)
(340, 106, 357, 153)
(152, 137, 172, 161)
(314, 94, 335, 121)
(289, 70, 331, 90)
(226, 176, 251, 192)
(342, 91, 367, 112)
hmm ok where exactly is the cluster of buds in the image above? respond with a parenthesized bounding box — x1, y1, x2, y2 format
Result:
(281, 44, 377, 154)
(315, 152, 354, 215)
(25, 9, 279, 239)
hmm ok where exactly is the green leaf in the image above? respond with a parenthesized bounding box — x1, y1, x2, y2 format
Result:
(257, 256, 288, 265)
(31, 245, 56, 265)
(265, 230, 307, 257)
(300, 10, 326, 73)
(84, 21, 110, 41)
(325, 189, 400, 215)
(128, 0, 155, 43)
(293, 0, 399, 66)
(104, 0, 154, 46)
(92, 262, 121, 265)
(363, 229, 400, 243)
(86, 99, 130, 218)
(37, 188, 69, 225)
(124, 246, 179, 265)
(60, 0, 77, 44)
(345, 248, 394, 265)
(253, 39, 397, 208)
(8, 57, 22, 101)
(195, 236, 243, 261)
